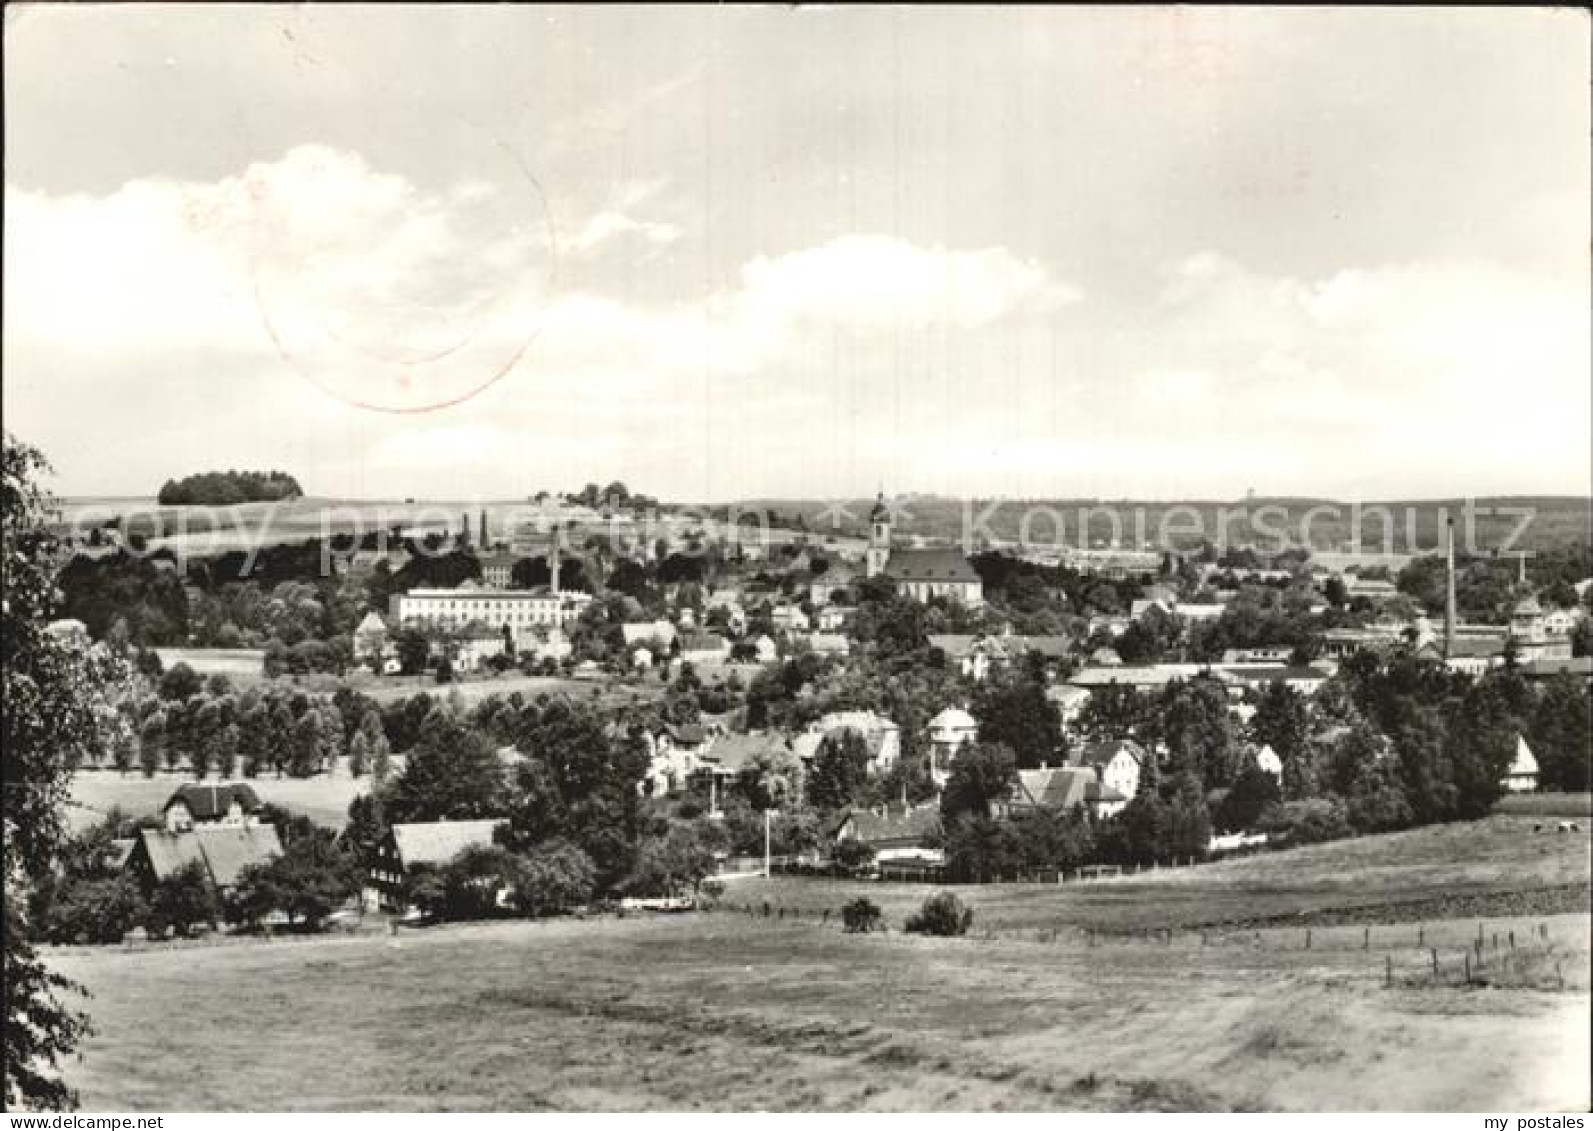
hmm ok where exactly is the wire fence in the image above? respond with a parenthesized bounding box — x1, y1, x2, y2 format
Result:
(709, 901, 1587, 993)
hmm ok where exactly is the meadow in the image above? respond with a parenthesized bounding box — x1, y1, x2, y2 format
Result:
(47, 813, 1592, 1112)
(67, 771, 369, 833)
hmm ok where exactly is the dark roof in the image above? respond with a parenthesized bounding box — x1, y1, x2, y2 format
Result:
(1010, 635, 1073, 658)
(884, 548, 980, 584)
(669, 723, 709, 746)
(1444, 637, 1507, 659)
(1215, 665, 1331, 683)
(133, 825, 282, 887)
(163, 783, 262, 821)
(836, 803, 942, 846)
(699, 732, 792, 773)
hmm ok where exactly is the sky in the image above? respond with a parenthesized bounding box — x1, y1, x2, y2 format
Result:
(4, 5, 1589, 503)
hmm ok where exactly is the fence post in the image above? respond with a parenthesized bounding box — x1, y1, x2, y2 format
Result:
(1464, 951, 1471, 984)
(1556, 961, 1564, 991)
(1305, 928, 1312, 950)
(1430, 948, 1438, 975)
(1508, 929, 1515, 951)
(1364, 926, 1370, 951)
(1418, 925, 1424, 947)
(1385, 954, 1393, 988)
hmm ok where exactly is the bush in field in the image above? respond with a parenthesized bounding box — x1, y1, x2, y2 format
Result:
(41, 877, 146, 945)
(439, 845, 520, 921)
(1259, 798, 1352, 846)
(697, 879, 726, 907)
(506, 840, 597, 918)
(145, 861, 218, 938)
(840, 896, 882, 934)
(832, 839, 876, 874)
(399, 864, 448, 920)
(226, 833, 361, 931)
(904, 892, 973, 937)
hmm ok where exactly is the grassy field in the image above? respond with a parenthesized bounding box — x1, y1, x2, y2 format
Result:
(68, 771, 368, 832)
(1495, 792, 1593, 818)
(730, 813, 1592, 933)
(349, 671, 660, 709)
(152, 648, 266, 680)
(45, 814, 1593, 1112)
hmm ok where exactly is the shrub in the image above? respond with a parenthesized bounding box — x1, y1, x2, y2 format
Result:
(41, 877, 146, 945)
(904, 892, 973, 937)
(1258, 798, 1352, 846)
(145, 860, 218, 938)
(832, 839, 876, 874)
(506, 840, 597, 918)
(439, 845, 519, 921)
(840, 896, 882, 934)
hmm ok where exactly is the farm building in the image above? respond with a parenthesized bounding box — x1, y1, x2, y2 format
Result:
(1003, 766, 1128, 821)
(125, 824, 282, 896)
(162, 782, 264, 832)
(832, 803, 944, 866)
(369, 819, 508, 910)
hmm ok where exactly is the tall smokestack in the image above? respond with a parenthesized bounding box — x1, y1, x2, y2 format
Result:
(461, 511, 470, 549)
(1444, 516, 1457, 661)
(480, 509, 488, 549)
(550, 525, 562, 596)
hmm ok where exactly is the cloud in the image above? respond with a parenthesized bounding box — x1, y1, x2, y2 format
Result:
(4, 146, 1092, 498)
(4, 147, 1583, 501)
(729, 235, 1081, 332)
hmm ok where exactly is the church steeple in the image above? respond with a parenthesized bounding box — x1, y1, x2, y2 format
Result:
(866, 492, 891, 578)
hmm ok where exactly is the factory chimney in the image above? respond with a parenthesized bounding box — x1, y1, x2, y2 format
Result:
(479, 509, 488, 549)
(1444, 516, 1457, 661)
(550, 525, 562, 596)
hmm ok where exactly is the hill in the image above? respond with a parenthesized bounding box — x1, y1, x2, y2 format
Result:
(724, 494, 1592, 555)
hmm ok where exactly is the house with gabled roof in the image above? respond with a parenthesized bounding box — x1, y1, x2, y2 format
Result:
(125, 824, 283, 896)
(369, 818, 507, 910)
(832, 802, 944, 865)
(1003, 766, 1126, 820)
(1066, 739, 1145, 812)
(163, 782, 263, 833)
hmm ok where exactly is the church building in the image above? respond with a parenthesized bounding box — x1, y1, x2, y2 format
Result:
(864, 493, 984, 606)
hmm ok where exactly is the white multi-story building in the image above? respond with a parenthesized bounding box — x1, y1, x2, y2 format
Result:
(389, 584, 590, 651)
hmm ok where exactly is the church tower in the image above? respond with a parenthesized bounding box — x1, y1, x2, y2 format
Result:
(865, 492, 892, 578)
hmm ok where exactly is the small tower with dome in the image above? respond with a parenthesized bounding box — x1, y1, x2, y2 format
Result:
(865, 492, 892, 579)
